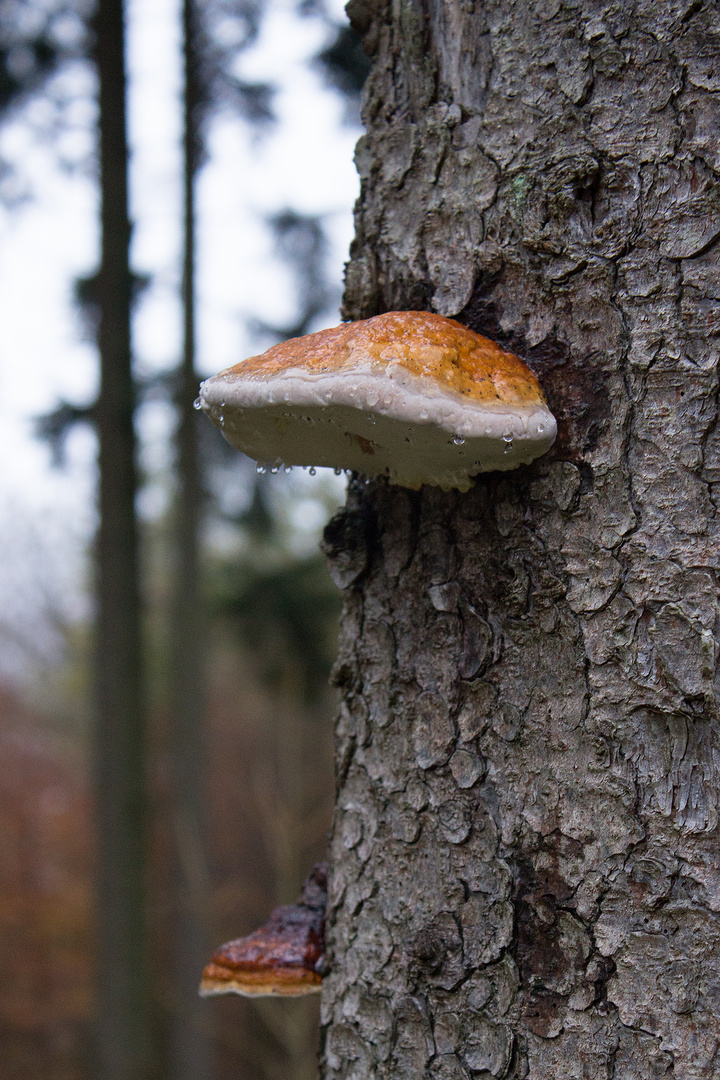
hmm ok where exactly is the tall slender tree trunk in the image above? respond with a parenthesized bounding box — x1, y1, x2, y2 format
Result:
(168, 2, 211, 1077)
(94, 2, 152, 1077)
(321, 1, 720, 1076)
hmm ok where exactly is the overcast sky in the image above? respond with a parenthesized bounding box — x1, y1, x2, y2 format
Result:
(0, 0, 360, 682)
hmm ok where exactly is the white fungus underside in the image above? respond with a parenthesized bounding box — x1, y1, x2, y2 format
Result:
(200, 368, 557, 491)
(199, 980, 321, 998)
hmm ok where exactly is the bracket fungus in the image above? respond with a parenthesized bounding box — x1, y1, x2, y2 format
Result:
(198, 310, 556, 491)
(199, 863, 327, 998)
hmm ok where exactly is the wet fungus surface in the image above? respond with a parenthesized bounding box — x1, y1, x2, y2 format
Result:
(198, 310, 557, 491)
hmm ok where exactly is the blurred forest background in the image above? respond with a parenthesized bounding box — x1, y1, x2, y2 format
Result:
(0, 1, 368, 1078)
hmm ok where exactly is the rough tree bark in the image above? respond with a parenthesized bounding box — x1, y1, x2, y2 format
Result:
(320, 1, 720, 1077)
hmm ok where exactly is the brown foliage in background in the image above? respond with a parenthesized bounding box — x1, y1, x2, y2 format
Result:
(0, 688, 93, 1080)
(0, 610, 336, 1080)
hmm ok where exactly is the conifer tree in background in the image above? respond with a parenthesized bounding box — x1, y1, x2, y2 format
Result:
(93, 1, 153, 1078)
(1, 3, 152, 1075)
(165, 3, 273, 1075)
(167, 0, 212, 1076)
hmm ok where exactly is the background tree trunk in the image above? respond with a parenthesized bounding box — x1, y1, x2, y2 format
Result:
(168, 1, 212, 1078)
(321, 1, 720, 1076)
(94, 2, 153, 1077)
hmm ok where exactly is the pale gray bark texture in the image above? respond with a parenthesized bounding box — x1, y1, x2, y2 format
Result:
(319, 1, 720, 1077)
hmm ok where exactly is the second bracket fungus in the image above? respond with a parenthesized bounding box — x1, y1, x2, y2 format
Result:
(199, 310, 556, 491)
(199, 863, 327, 998)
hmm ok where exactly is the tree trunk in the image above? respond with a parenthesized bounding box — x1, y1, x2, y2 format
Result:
(321, 1, 720, 1076)
(94, 1, 152, 1077)
(168, 1, 212, 1077)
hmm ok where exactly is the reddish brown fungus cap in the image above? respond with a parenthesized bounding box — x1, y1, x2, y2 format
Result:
(199, 863, 327, 998)
(198, 311, 557, 491)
